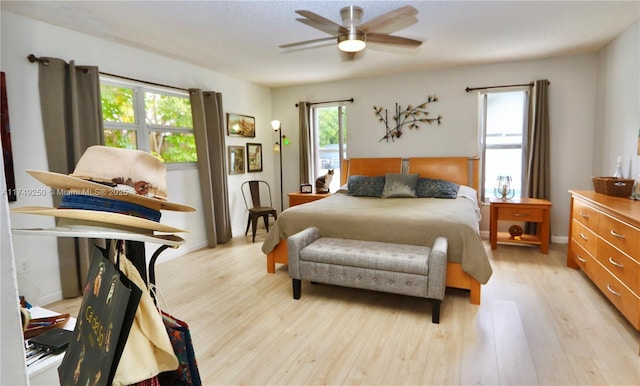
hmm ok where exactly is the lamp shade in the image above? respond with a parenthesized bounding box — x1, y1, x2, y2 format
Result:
(271, 120, 281, 130)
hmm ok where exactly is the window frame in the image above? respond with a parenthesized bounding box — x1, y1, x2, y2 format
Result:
(478, 87, 530, 202)
(100, 76, 196, 170)
(310, 104, 347, 192)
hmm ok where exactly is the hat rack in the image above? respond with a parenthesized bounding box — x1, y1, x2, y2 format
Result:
(13, 227, 183, 287)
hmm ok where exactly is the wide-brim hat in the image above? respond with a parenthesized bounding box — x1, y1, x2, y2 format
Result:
(12, 218, 185, 246)
(12, 206, 184, 233)
(12, 146, 194, 233)
(24, 146, 195, 212)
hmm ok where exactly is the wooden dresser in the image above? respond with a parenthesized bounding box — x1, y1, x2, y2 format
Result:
(567, 190, 640, 352)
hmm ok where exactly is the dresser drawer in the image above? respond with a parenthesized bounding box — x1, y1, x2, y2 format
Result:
(599, 213, 640, 257)
(597, 239, 640, 293)
(569, 240, 596, 280)
(572, 199, 600, 230)
(571, 219, 598, 257)
(499, 206, 544, 222)
(593, 260, 640, 329)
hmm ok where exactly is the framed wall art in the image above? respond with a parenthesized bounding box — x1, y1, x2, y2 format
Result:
(228, 146, 245, 175)
(246, 143, 263, 173)
(227, 113, 255, 138)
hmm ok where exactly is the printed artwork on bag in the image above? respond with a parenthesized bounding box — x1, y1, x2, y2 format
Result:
(58, 246, 142, 386)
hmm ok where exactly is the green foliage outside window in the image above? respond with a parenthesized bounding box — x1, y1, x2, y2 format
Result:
(318, 108, 341, 147)
(100, 83, 197, 163)
(101, 84, 135, 123)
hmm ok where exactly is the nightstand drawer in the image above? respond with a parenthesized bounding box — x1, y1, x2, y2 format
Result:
(498, 207, 544, 222)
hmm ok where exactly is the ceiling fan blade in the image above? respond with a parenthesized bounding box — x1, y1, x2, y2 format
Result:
(279, 36, 336, 49)
(359, 5, 419, 34)
(366, 33, 422, 47)
(295, 10, 347, 35)
(296, 18, 344, 36)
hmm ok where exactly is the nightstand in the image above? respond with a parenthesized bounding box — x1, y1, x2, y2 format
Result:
(489, 197, 552, 254)
(288, 192, 330, 207)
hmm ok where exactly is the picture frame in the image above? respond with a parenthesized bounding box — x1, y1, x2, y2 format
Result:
(227, 146, 245, 175)
(227, 113, 255, 138)
(246, 143, 263, 173)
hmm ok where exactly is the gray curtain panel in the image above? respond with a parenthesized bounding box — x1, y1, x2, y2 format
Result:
(37, 57, 104, 298)
(525, 79, 551, 235)
(189, 89, 232, 246)
(298, 102, 312, 184)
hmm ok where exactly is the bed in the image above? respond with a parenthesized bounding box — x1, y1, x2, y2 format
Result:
(261, 156, 491, 304)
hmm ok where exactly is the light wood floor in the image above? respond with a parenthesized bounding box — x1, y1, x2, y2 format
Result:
(48, 232, 640, 385)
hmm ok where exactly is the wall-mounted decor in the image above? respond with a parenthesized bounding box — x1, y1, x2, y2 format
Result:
(373, 95, 442, 142)
(246, 142, 263, 172)
(228, 145, 245, 174)
(227, 113, 255, 138)
(1, 72, 16, 201)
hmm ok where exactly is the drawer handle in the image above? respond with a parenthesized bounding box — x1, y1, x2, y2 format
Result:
(579, 211, 590, 219)
(608, 257, 624, 268)
(579, 233, 589, 241)
(606, 284, 622, 297)
(576, 254, 587, 263)
(610, 230, 625, 239)
(513, 213, 528, 217)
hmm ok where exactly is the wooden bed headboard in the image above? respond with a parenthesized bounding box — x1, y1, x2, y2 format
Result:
(341, 156, 480, 192)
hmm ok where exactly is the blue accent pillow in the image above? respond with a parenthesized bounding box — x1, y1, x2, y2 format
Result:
(382, 173, 419, 198)
(347, 175, 386, 197)
(415, 178, 460, 198)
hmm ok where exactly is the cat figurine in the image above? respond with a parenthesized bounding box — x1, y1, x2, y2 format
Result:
(315, 169, 334, 193)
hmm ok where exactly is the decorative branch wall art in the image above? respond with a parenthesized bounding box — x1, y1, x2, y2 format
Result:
(373, 95, 442, 142)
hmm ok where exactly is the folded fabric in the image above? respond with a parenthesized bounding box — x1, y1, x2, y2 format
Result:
(112, 255, 178, 386)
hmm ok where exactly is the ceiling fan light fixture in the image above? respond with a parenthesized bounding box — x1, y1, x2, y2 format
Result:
(338, 31, 366, 52)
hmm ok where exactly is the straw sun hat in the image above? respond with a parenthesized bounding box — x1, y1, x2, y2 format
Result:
(11, 146, 195, 235)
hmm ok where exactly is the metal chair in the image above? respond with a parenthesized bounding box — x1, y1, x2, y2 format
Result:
(241, 180, 278, 242)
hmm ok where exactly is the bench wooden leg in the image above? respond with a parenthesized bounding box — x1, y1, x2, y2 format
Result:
(431, 299, 441, 324)
(293, 279, 301, 299)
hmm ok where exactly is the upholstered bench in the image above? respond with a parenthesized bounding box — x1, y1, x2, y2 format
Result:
(287, 227, 448, 323)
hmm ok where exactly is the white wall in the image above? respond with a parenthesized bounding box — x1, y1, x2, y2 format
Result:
(272, 54, 599, 242)
(595, 21, 640, 179)
(1, 11, 274, 305)
(0, 133, 28, 386)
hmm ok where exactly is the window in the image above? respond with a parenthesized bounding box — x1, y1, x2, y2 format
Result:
(479, 89, 529, 201)
(311, 105, 347, 191)
(100, 77, 196, 166)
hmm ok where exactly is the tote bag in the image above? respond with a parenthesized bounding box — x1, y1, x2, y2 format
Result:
(58, 246, 142, 386)
(157, 311, 202, 386)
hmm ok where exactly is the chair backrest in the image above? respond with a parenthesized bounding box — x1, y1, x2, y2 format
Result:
(241, 180, 273, 209)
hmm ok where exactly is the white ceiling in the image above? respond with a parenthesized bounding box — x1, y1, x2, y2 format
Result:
(3, 1, 639, 88)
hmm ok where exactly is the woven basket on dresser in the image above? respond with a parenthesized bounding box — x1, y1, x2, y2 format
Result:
(592, 177, 635, 197)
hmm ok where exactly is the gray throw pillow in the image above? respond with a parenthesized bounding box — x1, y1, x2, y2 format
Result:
(347, 175, 386, 197)
(382, 173, 419, 198)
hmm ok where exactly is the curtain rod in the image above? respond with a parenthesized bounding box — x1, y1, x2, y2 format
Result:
(295, 98, 354, 107)
(465, 80, 550, 93)
(27, 54, 189, 92)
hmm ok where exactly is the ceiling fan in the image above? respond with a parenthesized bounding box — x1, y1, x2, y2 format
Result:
(279, 5, 422, 53)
